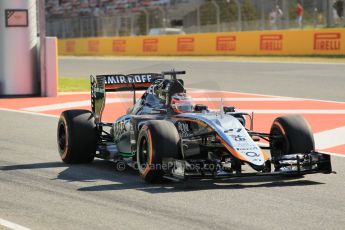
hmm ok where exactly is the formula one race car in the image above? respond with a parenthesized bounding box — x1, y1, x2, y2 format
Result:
(57, 70, 332, 183)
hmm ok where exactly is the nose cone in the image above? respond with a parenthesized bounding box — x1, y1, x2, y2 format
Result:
(176, 113, 267, 168)
(211, 116, 266, 167)
(222, 133, 266, 167)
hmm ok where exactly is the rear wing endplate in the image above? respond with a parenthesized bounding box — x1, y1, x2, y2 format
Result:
(90, 73, 162, 122)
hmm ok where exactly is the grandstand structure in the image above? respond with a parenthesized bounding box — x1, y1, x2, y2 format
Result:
(46, 0, 343, 38)
(46, 0, 200, 37)
(46, 0, 188, 18)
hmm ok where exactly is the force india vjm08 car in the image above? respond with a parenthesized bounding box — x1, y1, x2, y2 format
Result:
(57, 71, 332, 183)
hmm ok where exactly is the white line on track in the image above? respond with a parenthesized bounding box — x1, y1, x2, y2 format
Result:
(315, 126, 345, 150)
(192, 97, 304, 102)
(58, 89, 345, 104)
(258, 142, 345, 158)
(59, 91, 145, 95)
(0, 108, 59, 118)
(189, 88, 345, 104)
(22, 100, 92, 112)
(187, 88, 283, 98)
(2, 89, 345, 156)
(1, 107, 344, 157)
(21, 106, 345, 116)
(191, 92, 345, 105)
(22, 97, 304, 112)
(0, 218, 31, 230)
(22, 98, 133, 112)
(221, 90, 345, 104)
(240, 109, 345, 114)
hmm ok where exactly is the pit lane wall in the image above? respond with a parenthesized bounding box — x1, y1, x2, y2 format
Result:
(58, 29, 345, 56)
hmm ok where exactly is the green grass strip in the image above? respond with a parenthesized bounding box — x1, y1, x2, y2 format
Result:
(59, 77, 90, 92)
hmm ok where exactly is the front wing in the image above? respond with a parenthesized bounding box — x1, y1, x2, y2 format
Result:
(165, 151, 332, 180)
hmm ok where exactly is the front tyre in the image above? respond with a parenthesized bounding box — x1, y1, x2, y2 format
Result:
(270, 114, 315, 158)
(270, 115, 317, 175)
(137, 120, 180, 183)
(57, 110, 97, 164)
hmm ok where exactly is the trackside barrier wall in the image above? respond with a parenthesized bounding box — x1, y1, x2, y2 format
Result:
(46, 37, 58, 97)
(58, 29, 345, 56)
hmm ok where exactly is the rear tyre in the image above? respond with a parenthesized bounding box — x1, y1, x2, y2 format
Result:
(57, 110, 97, 164)
(137, 120, 180, 183)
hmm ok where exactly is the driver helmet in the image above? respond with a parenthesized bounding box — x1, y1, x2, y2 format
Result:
(171, 93, 194, 113)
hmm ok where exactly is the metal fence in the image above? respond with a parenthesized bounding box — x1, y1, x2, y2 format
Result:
(47, 0, 345, 38)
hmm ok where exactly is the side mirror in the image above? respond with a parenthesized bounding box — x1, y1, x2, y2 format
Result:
(224, 106, 235, 113)
(194, 104, 208, 112)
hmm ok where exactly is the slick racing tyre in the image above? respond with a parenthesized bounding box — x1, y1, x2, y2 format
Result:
(57, 110, 97, 164)
(137, 120, 180, 183)
(270, 114, 315, 158)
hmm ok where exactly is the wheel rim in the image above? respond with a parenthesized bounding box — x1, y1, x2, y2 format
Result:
(139, 137, 150, 167)
(58, 123, 66, 152)
(270, 125, 288, 157)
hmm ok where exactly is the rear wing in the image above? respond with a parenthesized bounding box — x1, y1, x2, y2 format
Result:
(98, 73, 162, 92)
(90, 73, 162, 122)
